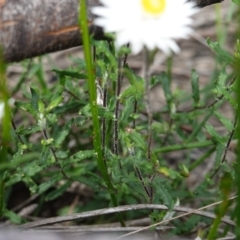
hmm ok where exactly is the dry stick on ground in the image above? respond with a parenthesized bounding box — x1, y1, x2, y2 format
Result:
(114, 196, 236, 240)
(21, 198, 235, 229)
(0, 0, 224, 63)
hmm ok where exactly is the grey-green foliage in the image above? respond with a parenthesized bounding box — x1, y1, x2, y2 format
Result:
(2, 33, 238, 238)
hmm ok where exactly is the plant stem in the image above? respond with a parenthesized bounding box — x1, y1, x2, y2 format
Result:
(0, 48, 10, 216)
(143, 48, 153, 163)
(41, 128, 71, 181)
(234, 53, 240, 239)
(113, 58, 122, 170)
(79, 0, 125, 226)
(143, 48, 154, 202)
(154, 140, 214, 154)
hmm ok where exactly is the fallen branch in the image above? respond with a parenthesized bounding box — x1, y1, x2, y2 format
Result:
(21, 200, 235, 229)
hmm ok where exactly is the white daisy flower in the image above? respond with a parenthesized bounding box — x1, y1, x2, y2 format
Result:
(0, 102, 5, 122)
(92, 0, 198, 55)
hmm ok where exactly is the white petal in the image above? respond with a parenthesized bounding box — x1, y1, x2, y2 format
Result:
(91, 0, 198, 55)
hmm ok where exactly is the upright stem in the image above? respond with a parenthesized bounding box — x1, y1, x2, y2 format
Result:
(235, 58, 240, 238)
(79, 0, 125, 226)
(143, 48, 153, 163)
(0, 48, 10, 216)
(143, 48, 154, 202)
(113, 58, 122, 170)
(114, 48, 129, 171)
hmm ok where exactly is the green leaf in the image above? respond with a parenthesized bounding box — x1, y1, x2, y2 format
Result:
(0, 153, 40, 172)
(55, 150, 69, 159)
(46, 96, 63, 112)
(191, 69, 200, 106)
(64, 150, 95, 167)
(152, 178, 173, 209)
(207, 39, 234, 64)
(220, 172, 233, 197)
(151, 122, 167, 133)
(122, 66, 144, 100)
(94, 40, 117, 68)
(46, 113, 58, 124)
(125, 129, 147, 151)
(5, 173, 22, 187)
(15, 125, 42, 135)
(45, 181, 71, 201)
(54, 119, 74, 147)
(23, 176, 38, 194)
(214, 111, 233, 132)
(38, 174, 61, 194)
(120, 96, 135, 124)
(22, 161, 44, 176)
(39, 145, 53, 165)
(158, 167, 182, 180)
(69, 57, 86, 71)
(217, 71, 228, 86)
(38, 99, 45, 114)
(214, 144, 225, 167)
(98, 106, 115, 120)
(55, 102, 82, 114)
(204, 124, 226, 145)
(150, 75, 162, 88)
(77, 174, 102, 190)
(41, 138, 54, 146)
(30, 88, 39, 111)
(126, 178, 150, 199)
(52, 69, 87, 79)
(161, 73, 172, 103)
(79, 103, 91, 117)
(15, 102, 36, 116)
(4, 209, 24, 224)
(28, 62, 41, 78)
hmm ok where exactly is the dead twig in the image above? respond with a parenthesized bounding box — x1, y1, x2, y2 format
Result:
(21, 198, 236, 229)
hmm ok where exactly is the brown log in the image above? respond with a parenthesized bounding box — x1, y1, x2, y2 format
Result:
(0, 0, 224, 63)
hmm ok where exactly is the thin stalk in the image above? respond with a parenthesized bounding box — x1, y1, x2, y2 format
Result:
(134, 166, 151, 201)
(128, 147, 151, 202)
(41, 128, 71, 181)
(234, 54, 240, 238)
(0, 48, 10, 216)
(210, 111, 238, 178)
(36, 57, 47, 91)
(143, 48, 153, 163)
(143, 48, 154, 202)
(130, 98, 152, 201)
(132, 100, 138, 129)
(113, 58, 122, 169)
(154, 140, 214, 154)
(215, 4, 225, 47)
(233, 10, 240, 236)
(167, 55, 172, 83)
(79, 0, 124, 226)
(12, 119, 26, 145)
(113, 49, 129, 170)
(101, 86, 107, 166)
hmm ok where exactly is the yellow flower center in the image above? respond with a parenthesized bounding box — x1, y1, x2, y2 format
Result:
(141, 0, 166, 15)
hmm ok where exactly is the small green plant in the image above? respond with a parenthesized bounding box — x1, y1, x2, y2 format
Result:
(0, 0, 239, 238)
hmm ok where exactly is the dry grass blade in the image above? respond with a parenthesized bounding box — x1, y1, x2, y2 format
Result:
(114, 196, 236, 240)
